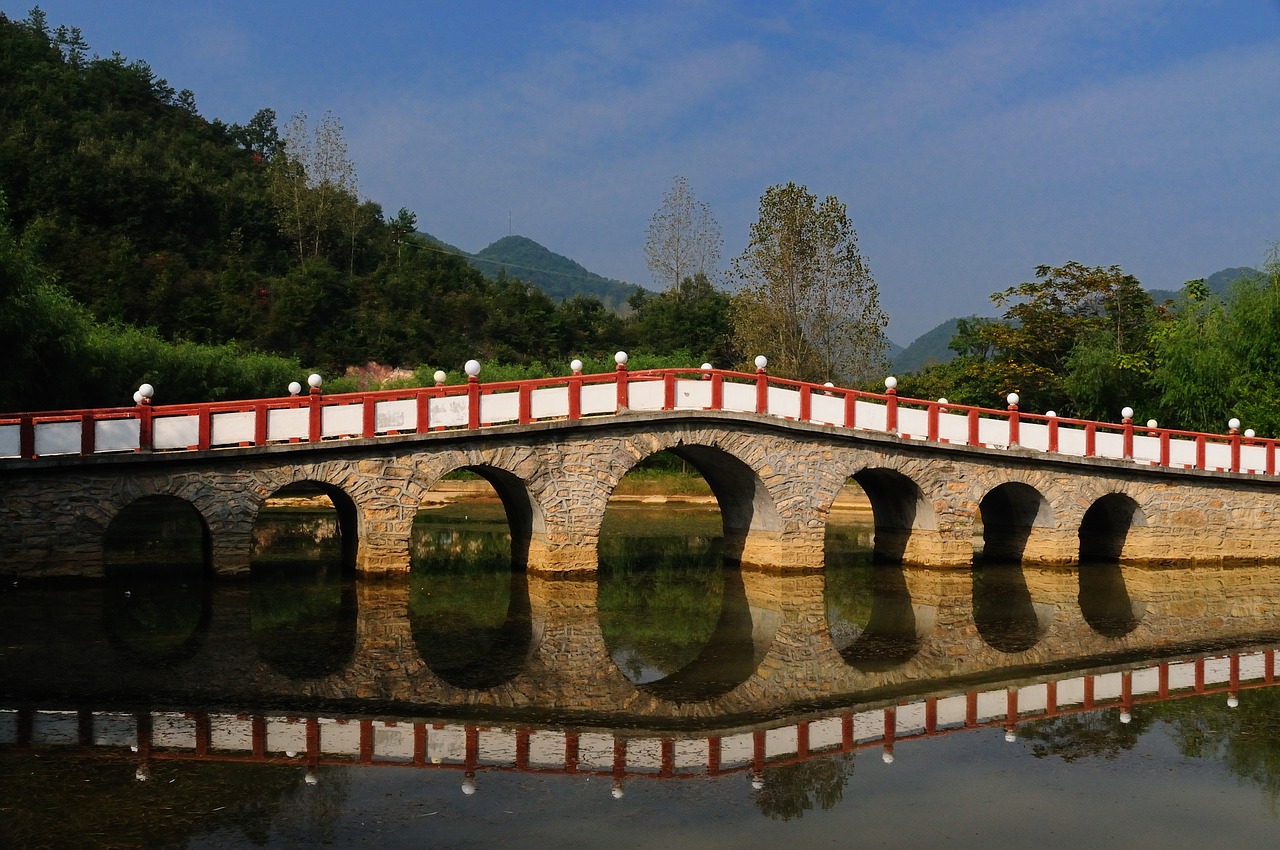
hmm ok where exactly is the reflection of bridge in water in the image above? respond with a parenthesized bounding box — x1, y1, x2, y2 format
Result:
(4, 645, 1274, 792)
(4, 563, 1280, 724)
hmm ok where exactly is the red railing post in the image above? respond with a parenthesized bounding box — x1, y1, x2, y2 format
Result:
(1229, 419, 1241, 472)
(1121, 408, 1134, 459)
(80, 412, 95, 455)
(710, 372, 723, 410)
(967, 408, 979, 446)
(19, 415, 34, 458)
(467, 378, 481, 429)
(1085, 423, 1096, 457)
(843, 391, 856, 428)
(799, 385, 811, 422)
(416, 388, 431, 433)
(1159, 430, 1170, 468)
(308, 388, 322, 443)
(755, 357, 768, 414)
(518, 383, 532, 424)
(884, 377, 898, 434)
(615, 353, 629, 411)
(663, 371, 676, 410)
(362, 394, 377, 438)
(1195, 435, 1206, 470)
(569, 374, 582, 420)
(254, 401, 268, 445)
(197, 406, 211, 450)
(927, 401, 939, 442)
(1006, 393, 1020, 447)
(136, 401, 153, 453)
(1047, 414, 1059, 453)
(1267, 440, 1276, 475)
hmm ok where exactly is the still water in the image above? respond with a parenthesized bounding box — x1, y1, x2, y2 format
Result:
(2, 496, 1280, 848)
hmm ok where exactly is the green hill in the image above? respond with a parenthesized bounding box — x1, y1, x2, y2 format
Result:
(893, 317, 972, 373)
(1148, 266, 1260, 303)
(468, 235, 643, 310)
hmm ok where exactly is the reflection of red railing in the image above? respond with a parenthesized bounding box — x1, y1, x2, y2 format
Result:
(1, 365, 1275, 476)
(4, 648, 1275, 785)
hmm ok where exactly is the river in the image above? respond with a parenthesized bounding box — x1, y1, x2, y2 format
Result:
(1, 492, 1279, 848)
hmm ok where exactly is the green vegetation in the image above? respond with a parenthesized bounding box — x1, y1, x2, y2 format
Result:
(899, 256, 1280, 433)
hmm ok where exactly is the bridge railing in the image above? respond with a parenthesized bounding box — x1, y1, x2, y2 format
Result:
(0, 364, 1275, 476)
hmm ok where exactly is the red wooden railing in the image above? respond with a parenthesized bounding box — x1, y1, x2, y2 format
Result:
(0, 364, 1274, 477)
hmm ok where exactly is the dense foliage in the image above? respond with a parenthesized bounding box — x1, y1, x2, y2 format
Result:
(0, 10, 732, 411)
(899, 256, 1280, 434)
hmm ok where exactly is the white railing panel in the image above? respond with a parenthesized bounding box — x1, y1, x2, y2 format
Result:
(852, 709, 886, 741)
(674, 379, 711, 410)
(628, 380, 665, 412)
(426, 726, 466, 763)
(429, 395, 469, 428)
(0, 423, 18, 458)
(322, 403, 363, 438)
(721, 381, 756, 413)
(577, 732, 616, 769)
(318, 719, 361, 755)
(1203, 656, 1232, 684)
(767, 386, 800, 420)
(96, 418, 141, 453)
(1204, 441, 1232, 471)
(209, 714, 253, 751)
(1056, 424, 1087, 457)
(1018, 683, 1049, 713)
(211, 410, 255, 446)
(1094, 430, 1124, 460)
(938, 411, 969, 444)
(528, 731, 567, 768)
(530, 386, 569, 419)
(935, 695, 967, 727)
(375, 398, 416, 432)
(1240, 652, 1268, 680)
(1240, 444, 1267, 474)
(1021, 421, 1050, 452)
(810, 393, 844, 426)
(719, 732, 754, 767)
(764, 725, 799, 758)
(1132, 667, 1160, 695)
(1132, 434, 1161, 465)
(897, 406, 928, 438)
(1167, 661, 1197, 690)
(674, 739, 709, 769)
(854, 399, 887, 431)
(809, 716, 845, 750)
(481, 391, 520, 425)
(92, 712, 136, 748)
(896, 702, 927, 734)
(580, 382, 617, 416)
(977, 416, 1009, 448)
(267, 407, 307, 442)
(153, 414, 199, 450)
(1168, 437, 1197, 468)
(478, 729, 518, 764)
(975, 689, 1005, 721)
(34, 421, 81, 456)
(1094, 672, 1123, 700)
(153, 712, 197, 748)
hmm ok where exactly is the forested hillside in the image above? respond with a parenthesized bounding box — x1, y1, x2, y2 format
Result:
(0, 10, 727, 411)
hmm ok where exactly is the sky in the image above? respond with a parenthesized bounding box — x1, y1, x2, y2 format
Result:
(7, 0, 1280, 344)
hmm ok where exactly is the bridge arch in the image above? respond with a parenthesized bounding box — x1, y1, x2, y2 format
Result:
(1078, 492, 1148, 563)
(977, 481, 1055, 563)
(587, 428, 796, 569)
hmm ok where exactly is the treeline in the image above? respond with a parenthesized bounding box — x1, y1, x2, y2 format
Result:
(0, 10, 732, 411)
(899, 258, 1280, 435)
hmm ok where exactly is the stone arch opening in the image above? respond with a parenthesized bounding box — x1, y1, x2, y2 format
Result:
(409, 465, 537, 688)
(825, 561, 923, 672)
(1078, 494, 1146, 637)
(102, 495, 212, 668)
(249, 481, 357, 680)
(977, 482, 1052, 563)
(1079, 493, 1145, 563)
(827, 468, 938, 564)
(606, 443, 782, 568)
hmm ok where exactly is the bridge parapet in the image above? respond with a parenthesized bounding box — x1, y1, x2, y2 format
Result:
(2, 364, 1275, 478)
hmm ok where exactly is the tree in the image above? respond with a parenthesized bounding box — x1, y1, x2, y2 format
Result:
(626, 272, 732, 364)
(730, 182, 887, 384)
(643, 175, 721, 294)
(269, 110, 359, 263)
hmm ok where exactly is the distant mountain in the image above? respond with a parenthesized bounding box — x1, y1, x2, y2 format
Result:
(1148, 266, 1261, 303)
(415, 233, 644, 311)
(893, 317, 972, 373)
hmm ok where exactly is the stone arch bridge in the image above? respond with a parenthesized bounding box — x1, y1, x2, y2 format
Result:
(2, 365, 1279, 578)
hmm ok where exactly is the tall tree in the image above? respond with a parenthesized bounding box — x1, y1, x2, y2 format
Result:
(729, 182, 887, 384)
(269, 110, 358, 264)
(643, 175, 721, 294)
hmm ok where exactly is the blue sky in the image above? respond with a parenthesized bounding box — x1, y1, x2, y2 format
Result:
(8, 1, 1280, 343)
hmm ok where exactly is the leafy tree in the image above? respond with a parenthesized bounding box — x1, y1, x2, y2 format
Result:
(643, 175, 722, 293)
(730, 182, 888, 384)
(269, 110, 359, 264)
(909, 263, 1159, 416)
(626, 272, 733, 364)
